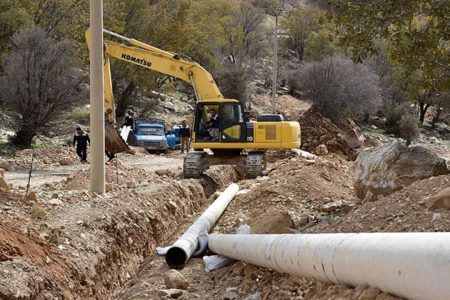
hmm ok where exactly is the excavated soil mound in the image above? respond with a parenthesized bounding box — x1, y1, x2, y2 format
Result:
(0, 222, 75, 299)
(57, 160, 151, 190)
(305, 174, 450, 233)
(298, 110, 357, 160)
(213, 154, 355, 235)
(0, 147, 79, 171)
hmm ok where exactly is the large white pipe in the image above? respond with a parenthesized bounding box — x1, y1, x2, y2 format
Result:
(208, 233, 450, 300)
(166, 183, 239, 268)
(89, 0, 105, 193)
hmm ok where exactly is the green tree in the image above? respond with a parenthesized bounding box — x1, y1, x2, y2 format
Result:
(304, 27, 338, 61)
(0, 0, 30, 61)
(329, 0, 449, 123)
(282, 7, 324, 61)
(329, 0, 448, 72)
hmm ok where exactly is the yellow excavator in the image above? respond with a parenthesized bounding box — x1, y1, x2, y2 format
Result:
(86, 28, 301, 178)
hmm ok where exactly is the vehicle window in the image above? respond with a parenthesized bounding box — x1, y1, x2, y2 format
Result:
(222, 104, 243, 123)
(138, 127, 164, 135)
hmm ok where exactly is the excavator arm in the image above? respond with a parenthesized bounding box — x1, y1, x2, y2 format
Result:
(86, 28, 223, 124)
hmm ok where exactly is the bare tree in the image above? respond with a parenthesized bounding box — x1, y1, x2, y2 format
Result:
(290, 55, 381, 123)
(0, 26, 85, 147)
(213, 3, 267, 103)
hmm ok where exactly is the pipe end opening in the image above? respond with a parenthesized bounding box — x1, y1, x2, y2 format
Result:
(166, 247, 188, 269)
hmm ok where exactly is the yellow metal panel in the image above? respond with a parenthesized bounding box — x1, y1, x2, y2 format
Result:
(280, 122, 301, 148)
(223, 125, 241, 139)
(254, 122, 282, 143)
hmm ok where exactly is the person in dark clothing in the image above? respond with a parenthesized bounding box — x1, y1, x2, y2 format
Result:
(180, 120, 191, 153)
(73, 127, 90, 163)
(123, 111, 135, 130)
(207, 109, 219, 128)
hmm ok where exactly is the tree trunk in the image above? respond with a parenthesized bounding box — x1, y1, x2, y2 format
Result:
(417, 101, 430, 124)
(115, 81, 136, 119)
(12, 126, 36, 148)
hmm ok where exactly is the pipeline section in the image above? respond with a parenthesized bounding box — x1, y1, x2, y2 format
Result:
(166, 183, 239, 268)
(208, 232, 450, 300)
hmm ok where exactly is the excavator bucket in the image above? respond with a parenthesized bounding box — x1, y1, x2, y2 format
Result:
(105, 124, 133, 154)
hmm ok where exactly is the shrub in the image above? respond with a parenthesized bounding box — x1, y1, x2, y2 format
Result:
(399, 113, 419, 145)
(0, 26, 85, 148)
(384, 103, 411, 135)
(289, 55, 381, 123)
(68, 107, 90, 125)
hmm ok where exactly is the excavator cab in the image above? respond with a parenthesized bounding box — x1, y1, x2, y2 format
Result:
(193, 100, 247, 144)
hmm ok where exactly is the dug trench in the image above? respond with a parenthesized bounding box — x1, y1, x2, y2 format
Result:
(0, 156, 239, 299)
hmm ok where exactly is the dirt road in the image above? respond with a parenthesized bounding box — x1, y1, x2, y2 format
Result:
(4, 152, 183, 188)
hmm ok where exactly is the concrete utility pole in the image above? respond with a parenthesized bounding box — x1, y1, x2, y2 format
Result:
(89, 0, 105, 193)
(271, 15, 278, 114)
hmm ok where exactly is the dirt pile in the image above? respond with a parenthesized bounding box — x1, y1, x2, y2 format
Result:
(0, 147, 79, 171)
(298, 110, 357, 160)
(55, 160, 153, 191)
(213, 154, 354, 235)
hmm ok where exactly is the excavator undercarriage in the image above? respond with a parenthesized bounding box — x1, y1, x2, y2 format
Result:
(183, 151, 267, 179)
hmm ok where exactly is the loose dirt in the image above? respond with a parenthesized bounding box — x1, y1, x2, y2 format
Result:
(298, 110, 357, 160)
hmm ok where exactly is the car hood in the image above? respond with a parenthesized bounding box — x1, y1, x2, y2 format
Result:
(136, 135, 165, 142)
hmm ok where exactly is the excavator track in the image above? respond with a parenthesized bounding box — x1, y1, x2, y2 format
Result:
(183, 151, 206, 178)
(245, 152, 266, 178)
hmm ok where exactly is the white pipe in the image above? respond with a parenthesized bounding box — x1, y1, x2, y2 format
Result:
(291, 148, 316, 160)
(166, 183, 239, 268)
(89, 0, 105, 193)
(208, 233, 450, 300)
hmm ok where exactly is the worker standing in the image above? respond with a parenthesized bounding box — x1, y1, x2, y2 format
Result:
(123, 111, 135, 130)
(73, 127, 90, 163)
(180, 121, 191, 153)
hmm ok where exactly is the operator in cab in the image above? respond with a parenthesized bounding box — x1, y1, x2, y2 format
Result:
(207, 109, 219, 140)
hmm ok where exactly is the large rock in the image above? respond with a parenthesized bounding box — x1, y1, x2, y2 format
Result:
(427, 187, 450, 210)
(315, 144, 328, 156)
(342, 118, 365, 149)
(354, 141, 449, 198)
(164, 270, 189, 290)
(250, 210, 296, 234)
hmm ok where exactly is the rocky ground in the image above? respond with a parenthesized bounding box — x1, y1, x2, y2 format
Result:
(1, 95, 450, 299)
